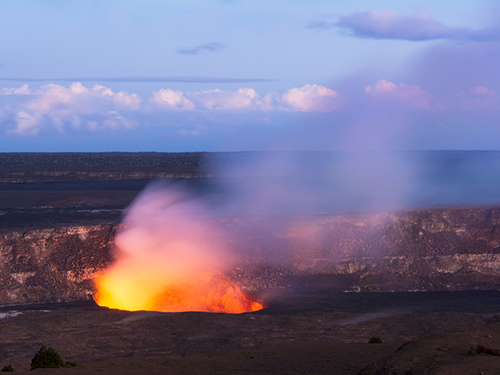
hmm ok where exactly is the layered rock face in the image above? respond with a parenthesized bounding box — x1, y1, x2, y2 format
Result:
(226, 207, 500, 292)
(0, 225, 116, 305)
(1, 206, 500, 305)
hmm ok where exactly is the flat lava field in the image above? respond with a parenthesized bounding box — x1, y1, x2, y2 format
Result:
(1, 152, 500, 374)
(2, 291, 500, 374)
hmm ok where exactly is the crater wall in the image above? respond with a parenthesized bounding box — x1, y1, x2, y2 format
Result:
(1, 206, 500, 305)
(0, 225, 115, 305)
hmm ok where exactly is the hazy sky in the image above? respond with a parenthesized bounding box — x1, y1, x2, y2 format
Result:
(0, 0, 499, 151)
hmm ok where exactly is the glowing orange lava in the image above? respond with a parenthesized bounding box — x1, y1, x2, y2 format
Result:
(95, 270, 266, 313)
(93, 184, 266, 314)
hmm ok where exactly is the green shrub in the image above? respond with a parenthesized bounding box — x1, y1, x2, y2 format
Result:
(369, 336, 383, 344)
(30, 345, 64, 370)
(29, 345, 78, 370)
(0, 364, 14, 372)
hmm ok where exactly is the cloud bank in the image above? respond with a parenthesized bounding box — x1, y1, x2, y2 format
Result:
(311, 10, 500, 42)
(150, 85, 342, 112)
(0, 83, 344, 136)
(0, 75, 498, 152)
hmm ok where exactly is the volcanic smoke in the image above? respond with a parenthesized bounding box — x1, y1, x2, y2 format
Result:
(95, 183, 266, 313)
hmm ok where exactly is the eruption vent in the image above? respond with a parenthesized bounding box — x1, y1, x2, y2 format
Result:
(95, 184, 266, 313)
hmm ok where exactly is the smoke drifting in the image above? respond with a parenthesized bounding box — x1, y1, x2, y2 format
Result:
(206, 151, 416, 216)
(95, 150, 417, 313)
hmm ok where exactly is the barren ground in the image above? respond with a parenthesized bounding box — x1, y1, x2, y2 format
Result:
(1, 291, 500, 374)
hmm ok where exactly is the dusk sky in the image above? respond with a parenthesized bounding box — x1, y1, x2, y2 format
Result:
(0, 0, 499, 152)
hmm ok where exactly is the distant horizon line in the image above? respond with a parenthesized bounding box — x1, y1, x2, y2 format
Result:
(0, 150, 499, 154)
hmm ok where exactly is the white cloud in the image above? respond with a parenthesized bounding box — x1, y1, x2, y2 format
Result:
(281, 84, 342, 112)
(13, 111, 41, 136)
(186, 88, 270, 111)
(0, 84, 30, 96)
(151, 87, 273, 111)
(365, 79, 431, 109)
(151, 89, 195, 110)
(0, 83, 141, 136)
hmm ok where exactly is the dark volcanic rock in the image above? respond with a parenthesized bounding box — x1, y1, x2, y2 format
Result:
(0, 225, 115, 304)
(1, 206, 500, 305)
(223, 207, 500, 292)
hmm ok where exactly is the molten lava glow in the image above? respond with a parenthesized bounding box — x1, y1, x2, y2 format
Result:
(95, 271, 265, 313)
(94, 184, 266, 314)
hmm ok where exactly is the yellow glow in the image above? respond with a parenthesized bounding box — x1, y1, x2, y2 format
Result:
(95, 270, 266, 313)
(93, 185, 267, 314)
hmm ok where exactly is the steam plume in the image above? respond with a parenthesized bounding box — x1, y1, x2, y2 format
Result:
(95, 182, 265, 313)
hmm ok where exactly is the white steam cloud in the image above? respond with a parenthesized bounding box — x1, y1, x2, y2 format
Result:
(206, 151, 415, 216)
(97, 183, 228, 311)
(96, 181, 267, 313)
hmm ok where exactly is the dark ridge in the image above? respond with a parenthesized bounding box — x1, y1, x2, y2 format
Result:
(0, 152, 207, 169)
(1, 150, 499, 170)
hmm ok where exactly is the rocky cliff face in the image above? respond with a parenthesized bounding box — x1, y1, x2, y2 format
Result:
(1, 206, 500, 305)
(226, 207, 500, 292)
(0, 225, 115, 305)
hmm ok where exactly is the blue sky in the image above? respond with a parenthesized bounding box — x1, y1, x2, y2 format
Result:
(0, 0, 499, 151)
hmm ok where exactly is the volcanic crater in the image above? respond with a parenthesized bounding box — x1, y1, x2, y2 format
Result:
(1, 152, 500, 374)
